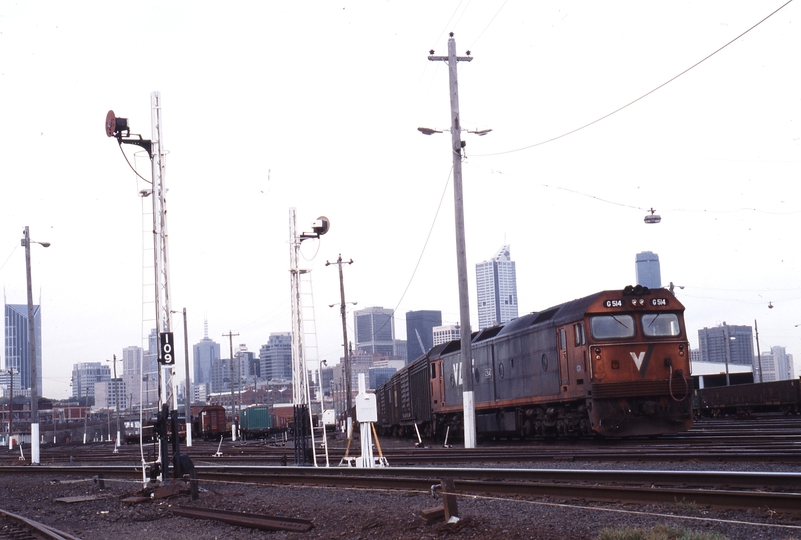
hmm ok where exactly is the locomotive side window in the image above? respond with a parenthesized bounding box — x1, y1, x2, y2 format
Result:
(573, 323, 585, 346)
(431, 363, 437, 379)
(642, 313, 681, 337)
(590, 315, 635, 339)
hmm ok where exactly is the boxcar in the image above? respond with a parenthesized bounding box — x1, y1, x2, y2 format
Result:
(240, 405, 279, 439)
(195, 405, 228, 440)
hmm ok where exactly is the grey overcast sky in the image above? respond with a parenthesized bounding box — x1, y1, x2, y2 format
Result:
(1, 1, 799, 399)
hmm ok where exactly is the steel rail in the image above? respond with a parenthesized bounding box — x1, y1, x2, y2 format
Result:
(3, 464, 799, 513)
(0, 507, 83, 540)
(172, 506, 313, 532)
(2, 464, 800, 490)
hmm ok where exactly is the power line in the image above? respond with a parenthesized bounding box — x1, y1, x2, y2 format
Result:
(474, 0, 795, 157)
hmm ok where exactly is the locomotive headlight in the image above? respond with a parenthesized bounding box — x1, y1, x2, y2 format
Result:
(638, 298, 645, 306)
(631, 299, 638, 306)
(678, 344, 685, 356)
(594, 347, 601, 360)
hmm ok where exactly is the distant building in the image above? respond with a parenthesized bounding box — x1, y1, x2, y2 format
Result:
(210, 358, 232, 394)
(94, 378, 128, 411)
(758, 346, 794, 382)
(433, 324, 461, 346)
(369, 367, 396, 390)
(476, 245, 518, 330)
(354, 307, 395, 357)
(260, 332, 292, 380)
(406, 310, 442, 363)
(698, 323, 754, 368)
(635, 251, 662, 289)
(71, 362, 111, 402)
(193, 320, 221, 386)
(4, 303, 42, 396)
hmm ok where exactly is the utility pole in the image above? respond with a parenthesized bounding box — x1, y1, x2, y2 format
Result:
(754, 319, 763, 384)
(325, 254, 353, 435)
(108, 354, 121, 452)
(428, 33, 477, 448)
(223, 331, 239, 441)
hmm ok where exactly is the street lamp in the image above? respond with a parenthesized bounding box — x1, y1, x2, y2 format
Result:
(420, 40, 485, 448)
(22, 226, 49, 465)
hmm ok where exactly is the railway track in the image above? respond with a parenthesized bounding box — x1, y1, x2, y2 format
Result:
(4, 416, 801, 467)
(1, 464, 800, 514)
(0, 507, 81, 540)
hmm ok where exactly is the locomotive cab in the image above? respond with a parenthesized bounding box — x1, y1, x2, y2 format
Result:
(585, 287, 693, 436)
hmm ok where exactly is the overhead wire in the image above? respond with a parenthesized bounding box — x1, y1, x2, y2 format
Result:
(0, 243, 19, 274)
(468, 0, 509, 51)
(468, 163, 801, 216)
(473, 0, 795, 157)
(369, 166, 454, 342)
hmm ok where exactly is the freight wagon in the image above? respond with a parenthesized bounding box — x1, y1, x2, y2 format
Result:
(694, 378, 801, 418)
(239, 405, 286, 439)
(193, 405, 229, 440)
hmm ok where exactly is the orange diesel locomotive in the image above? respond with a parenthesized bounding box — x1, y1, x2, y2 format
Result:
(377, 286, 693, 439)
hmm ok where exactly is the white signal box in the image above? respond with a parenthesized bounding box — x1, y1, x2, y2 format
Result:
(355, 392, 377, 423)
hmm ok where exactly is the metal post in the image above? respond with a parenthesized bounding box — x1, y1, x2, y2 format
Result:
(182, 308, 192, 447)
(110, 354, 120, 452)
(223, 331, 239, 441)
(754, 319, 763, 384)
(7, 369, 15, 448)
(723, 323, 731, 386)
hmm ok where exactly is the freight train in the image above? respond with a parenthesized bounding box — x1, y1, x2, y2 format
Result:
(377, 286, 694, 440)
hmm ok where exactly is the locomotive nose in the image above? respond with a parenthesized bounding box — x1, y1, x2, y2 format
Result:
(641, 401, 658, 416)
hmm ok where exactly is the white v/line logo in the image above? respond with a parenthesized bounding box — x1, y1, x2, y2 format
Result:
(630, 351, 646, 371)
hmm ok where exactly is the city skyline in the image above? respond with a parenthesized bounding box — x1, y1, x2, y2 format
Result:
(1, 2, 798, 399)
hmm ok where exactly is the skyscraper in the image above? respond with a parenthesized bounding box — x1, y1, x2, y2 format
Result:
(698, 323, 754, 367)
(405, 310, 442, 363)
(635, 251, 662, 289)
(4, 303, 42, 396)
(476, 245, 518, 330)
(193, 320, 220, 386)
(354, 307, 395, 357)
(759, 346, 794, 382)
(260, 332, 292, 380)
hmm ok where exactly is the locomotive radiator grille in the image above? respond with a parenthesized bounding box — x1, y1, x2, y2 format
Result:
(591, 378, 690, 399)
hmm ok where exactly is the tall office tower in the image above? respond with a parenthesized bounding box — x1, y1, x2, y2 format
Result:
(121, 345, 147, 409)
(193, 320, 221, 386)
(259, 332, 292, 380)
(698, 323, 755, 367)
(406, 310, 442, 363)
(635, 251, 662, 289)
(4, 303, 42, 396)
(476, 245, 518, 330)
(122, 346, 143, 375)
(70, 362, 111, 401)
(759, 346, 793, 382)
(354, 307, 395, 356)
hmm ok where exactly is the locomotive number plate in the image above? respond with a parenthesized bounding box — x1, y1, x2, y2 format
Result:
(651, 298, 668, 306)
(604, 300, 623, 308)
